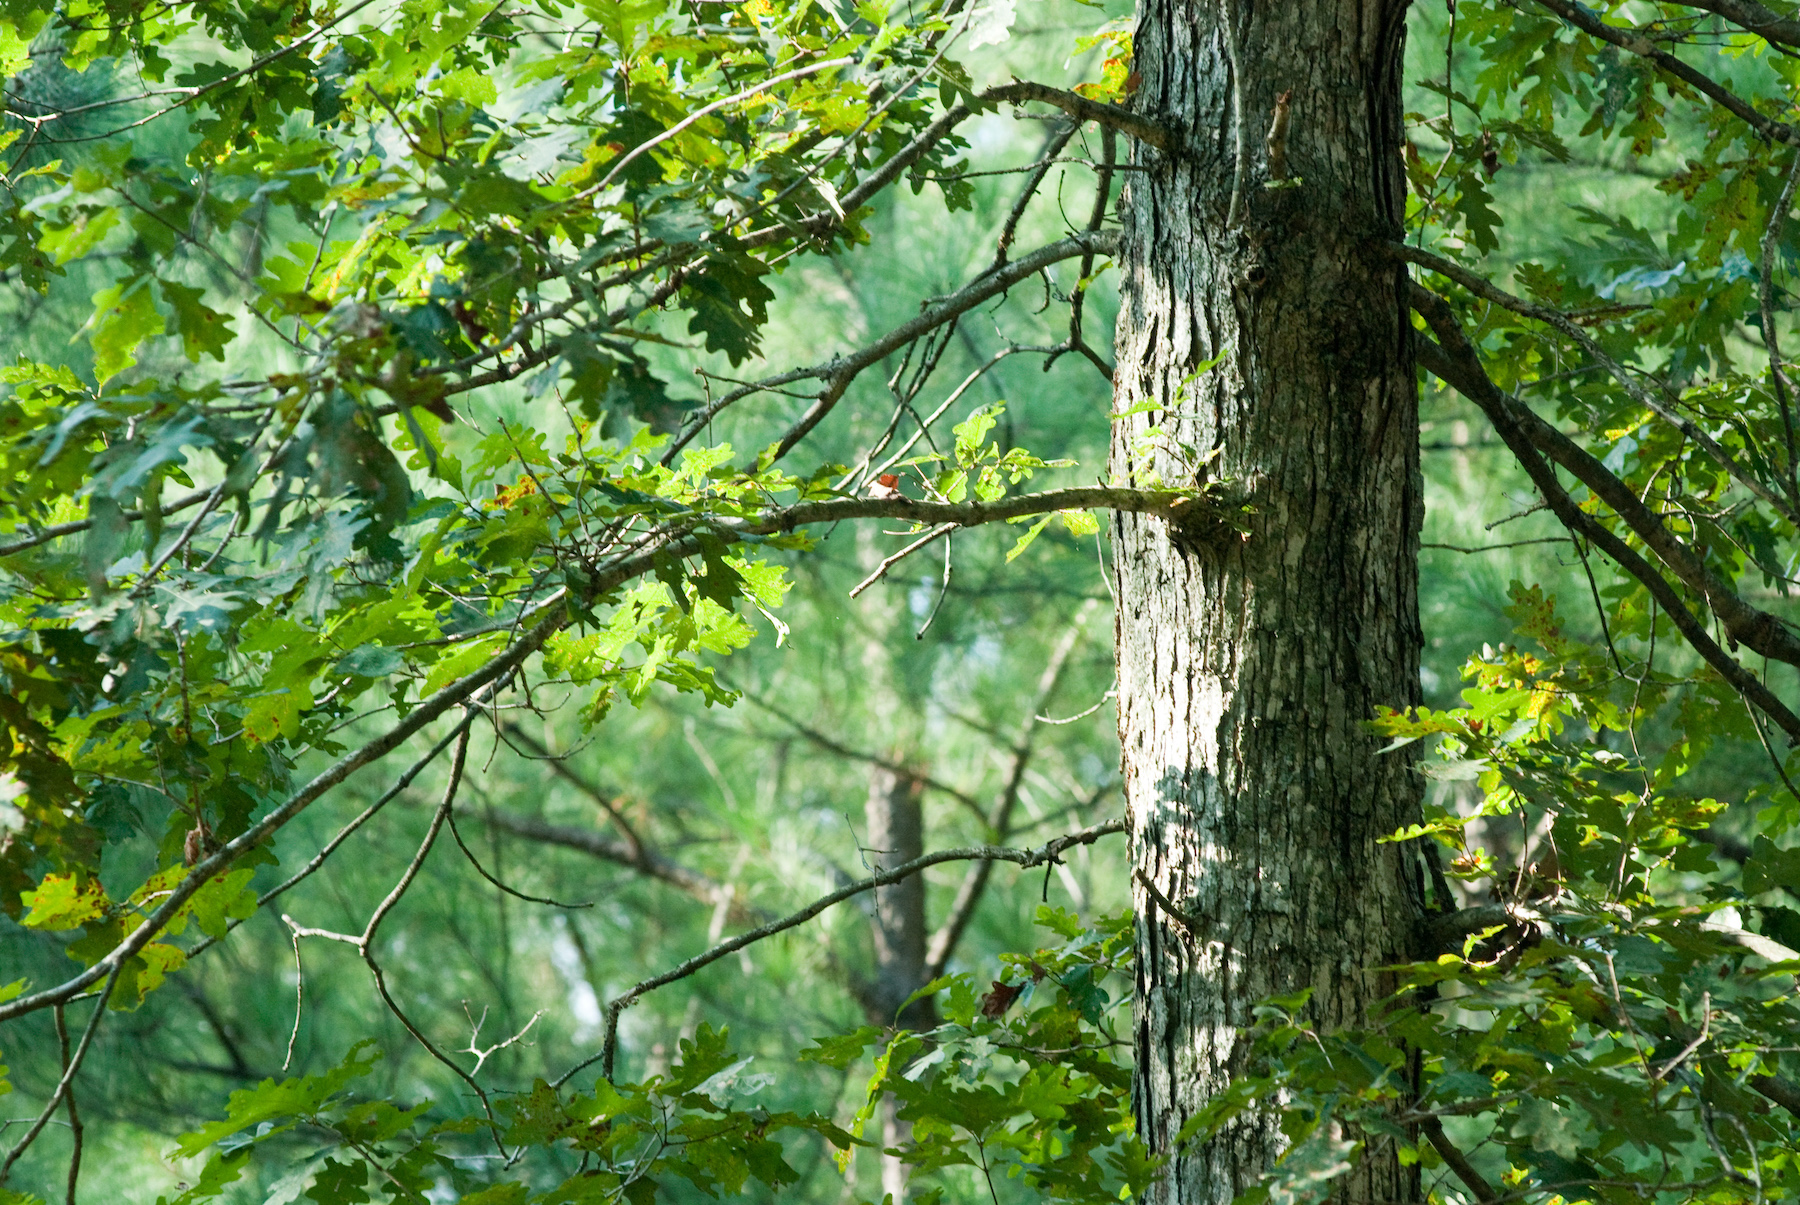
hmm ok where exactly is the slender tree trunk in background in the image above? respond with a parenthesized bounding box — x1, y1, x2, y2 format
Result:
(1108, 3, 1424, 1203)
(867, 768, 931, 1028)
(864, 766, 931, 1204)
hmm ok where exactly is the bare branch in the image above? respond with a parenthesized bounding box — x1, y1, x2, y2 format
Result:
(256, 711, 484, 914)
(494, 723, 648, 860)
(850, 524, 957, 598)
(993, 122, 1080, 271)
(55, 1005, 84, 1205)
(1681, 0, 1800, 48)
(447, 807, 592, 909)
(569, 817, 1126, 1085)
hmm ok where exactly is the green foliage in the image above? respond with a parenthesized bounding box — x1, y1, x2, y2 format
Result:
(2, 0, 1800, 1203)
(155, 912, 1144, 1204)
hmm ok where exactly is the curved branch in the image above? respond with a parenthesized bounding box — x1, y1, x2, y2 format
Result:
(1391, 242, 1800, 528)
(1401, 271, 1800, 679)
(1408, 283, 1800, 741)
(1529, 0, 1797, 145)
(573, 817, 1126, 1085)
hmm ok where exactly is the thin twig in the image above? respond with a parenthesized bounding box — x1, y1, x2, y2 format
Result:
(924, 601, 1098, 977)
(1422, 538, 1568, 554)
(0, 962, 122, 1185)
(916, 530, 953, 639)
(362, 725, 470, 947)
(570, 818, 1125, 1086)
(55, 1005, 83, 1205)
(850, 523, 956, 597)
(447, 806, 593, 909)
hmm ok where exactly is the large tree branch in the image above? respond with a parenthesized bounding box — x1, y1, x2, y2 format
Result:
(1391, 242, 1800, 529)
(1419, 1116, 1499, 1203)
(1400, 271, 1800, 679)
(981, 82, 1174, 152)
(1527, 0, 1797, 145)
(0, 484, 1186, 1024)
(1407, 283, 1800, 741)
(1680, 0, 1800, 49)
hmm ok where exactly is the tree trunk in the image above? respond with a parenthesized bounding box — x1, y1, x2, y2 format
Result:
(1108, 3, 1424, 1204)
(864, 766, 931, 1204)
(866, 767, 931, 1028)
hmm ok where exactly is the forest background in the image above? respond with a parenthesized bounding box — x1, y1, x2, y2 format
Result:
(0, 0, 1795, 1203)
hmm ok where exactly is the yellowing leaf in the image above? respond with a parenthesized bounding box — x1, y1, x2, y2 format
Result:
(20, 873, 109, 931)
(243, 691, 304, 743)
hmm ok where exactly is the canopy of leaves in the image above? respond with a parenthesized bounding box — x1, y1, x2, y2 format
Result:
(2, 1, 1800, 1204)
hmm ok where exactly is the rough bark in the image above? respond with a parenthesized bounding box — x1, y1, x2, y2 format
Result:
(1108, 3, 1425, 1204)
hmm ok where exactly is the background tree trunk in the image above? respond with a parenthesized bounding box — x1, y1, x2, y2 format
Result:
(864, 766, 931, 1204)
(1108, 3, 1425, 1203)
